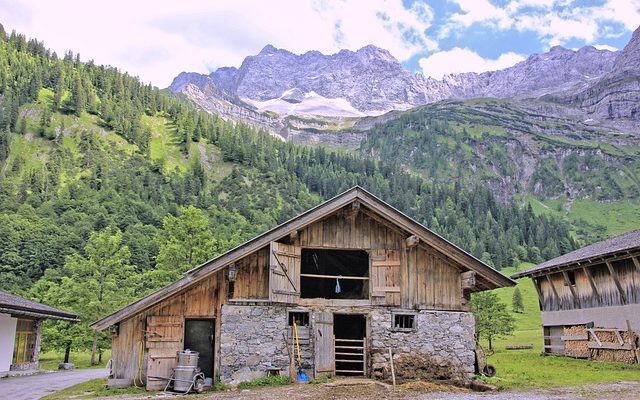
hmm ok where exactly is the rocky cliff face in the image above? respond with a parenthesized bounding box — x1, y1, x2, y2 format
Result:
(554, 25, 640, 121)
(169, 41, 620, 119)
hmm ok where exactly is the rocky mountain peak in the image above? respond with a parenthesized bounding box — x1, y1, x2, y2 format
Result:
(612, 25, 640, 74)
(168, 25, 639, 121)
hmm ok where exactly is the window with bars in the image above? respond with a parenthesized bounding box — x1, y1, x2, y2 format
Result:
(392, 313, 416, 331)
(13, 319, 36, 365)
(288, 311, 310, 327)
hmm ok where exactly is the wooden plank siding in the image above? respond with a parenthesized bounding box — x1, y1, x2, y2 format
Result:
(231, 247, 269, 300)
(538, 258, 640, 312)
(292, 206, 465, 310)
(111, 272, 225, 383)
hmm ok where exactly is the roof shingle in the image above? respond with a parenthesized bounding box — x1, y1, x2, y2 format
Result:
(512, 230, 640, 279)
(0, 290, 78, 320)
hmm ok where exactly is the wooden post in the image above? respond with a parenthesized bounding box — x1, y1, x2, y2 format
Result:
(33, 319, 42, 366)
(627, 320, 639, 364)
(283, 332, 296, 383)
(533, 278, 544, 309)
(632, 256, 640, 274)
(606, 261, 627, 304)
(388, 348, 396, 389)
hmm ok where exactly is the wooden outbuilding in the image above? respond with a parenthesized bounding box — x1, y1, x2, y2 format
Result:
(92, 186, 514, 388)
(0, 290, 78, 375)
(512, 230, 640, 362)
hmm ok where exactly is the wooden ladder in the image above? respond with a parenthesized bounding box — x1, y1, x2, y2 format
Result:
(334, 338, 366, 375)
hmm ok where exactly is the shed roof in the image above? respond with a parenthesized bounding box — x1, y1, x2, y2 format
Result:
(512, 229, 640, 279)
(0, 290, 78, 321)
(92, 186, 515, 330)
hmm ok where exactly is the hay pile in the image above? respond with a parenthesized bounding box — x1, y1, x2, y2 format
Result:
(399, 380, 468, 393)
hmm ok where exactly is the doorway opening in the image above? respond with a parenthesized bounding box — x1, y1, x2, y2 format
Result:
(333, 314, 366, 376)
(300, 249, 369, 299)
(184, 319, 214, 378)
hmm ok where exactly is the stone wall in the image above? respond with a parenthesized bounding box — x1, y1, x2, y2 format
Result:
(369, 309, 475, 384)
(219, 304, 313, 384)
(219, 305, 475, 384)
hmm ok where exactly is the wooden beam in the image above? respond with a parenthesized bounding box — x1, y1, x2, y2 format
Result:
(461, 271, 476, 290)
(562, 271, 580, 308)
(632, 256, 640, 274)
(606, 261, 627, 304)
(533, 278, 544, 308)
(404, 235, 419, 248)
(545, 274, 560, 303)
(527, 251, 640, 279)
(582, 267, 600, 299)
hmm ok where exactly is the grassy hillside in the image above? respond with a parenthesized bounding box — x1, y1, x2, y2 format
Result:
(527, 195, 640, 238)
(360, 99, 640, 242)
(482, 266, 640, 389)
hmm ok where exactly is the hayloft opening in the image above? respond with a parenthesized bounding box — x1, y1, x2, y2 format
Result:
(300, 249, 369, 299)
(334, 314, 366, 376)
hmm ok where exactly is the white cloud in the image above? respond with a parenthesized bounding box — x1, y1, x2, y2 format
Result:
(440, 0, 513, 38)
(442, 0, 640, 47)
(593, 44, 619, 51)
(0, 0, 437, 87)
(418, 47, 525, 79)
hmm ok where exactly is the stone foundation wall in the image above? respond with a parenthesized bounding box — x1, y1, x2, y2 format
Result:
(219, 304, 313, 384)
(219, 305, 475, 384)
(369, 310, 475, 383)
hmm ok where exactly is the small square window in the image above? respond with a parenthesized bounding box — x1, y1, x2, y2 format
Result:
(393, 314, 415, 331)
(288, 312, 309, 327)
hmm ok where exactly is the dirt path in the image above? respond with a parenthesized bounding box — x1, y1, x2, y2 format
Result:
(93, 380, 640, 400)
(0, 368, 108, 400)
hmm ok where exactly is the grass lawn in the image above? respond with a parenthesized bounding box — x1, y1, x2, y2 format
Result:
(39, 350, 111, 371)
(481, 265, 640, 390)
(41, 379, 146, 400)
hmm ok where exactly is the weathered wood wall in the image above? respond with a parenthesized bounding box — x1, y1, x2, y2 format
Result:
(292, 205, 465, 310)
(111, 272, 225, 387)
(537, 257, 640, 312)
(231, 246, 269, 300)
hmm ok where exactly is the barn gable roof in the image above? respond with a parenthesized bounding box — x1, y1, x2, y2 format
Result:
(92, 186, 514, 330)
(0, 290, 78, 321)
(512, 229, 640, 279)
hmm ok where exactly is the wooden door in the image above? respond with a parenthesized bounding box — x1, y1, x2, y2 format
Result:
(370, 249, 401, 305)
(269, 242, 301, 303)
(313, 312, 334, 378)
(146, 316, 183, 390)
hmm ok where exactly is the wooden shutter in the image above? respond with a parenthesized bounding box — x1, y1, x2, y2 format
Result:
(313, 312, 334, 378)
(370, 249, 401, 305)
(145, 316, 183, 390)
(269, 242, 301, 303)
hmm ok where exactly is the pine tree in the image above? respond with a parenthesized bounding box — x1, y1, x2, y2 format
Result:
(512, 287, 524, 313)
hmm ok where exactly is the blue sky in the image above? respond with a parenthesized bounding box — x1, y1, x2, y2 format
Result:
(0, 0, 637, 86)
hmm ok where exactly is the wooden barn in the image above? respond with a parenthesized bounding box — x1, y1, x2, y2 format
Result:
(92, 186, 514, 389)
(512, 230, 640, 362)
